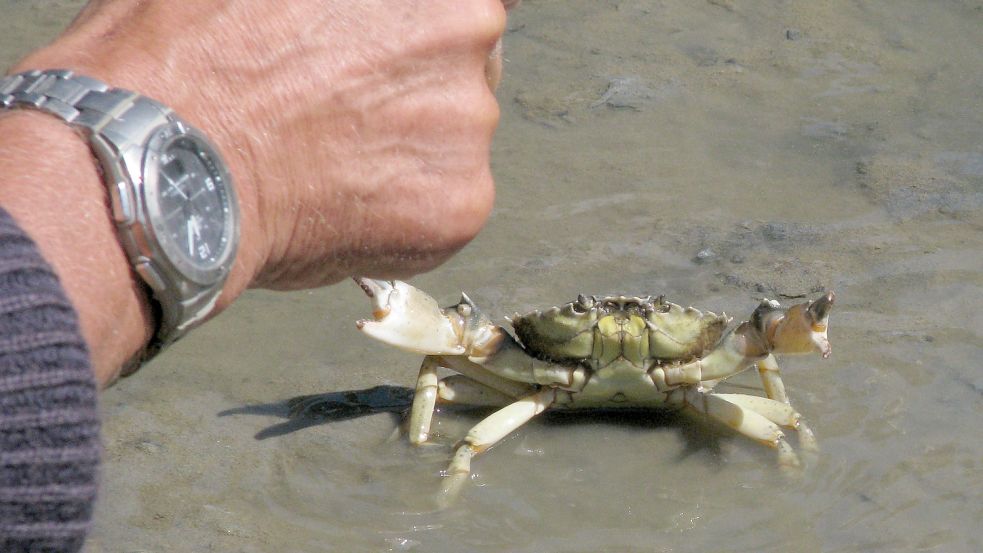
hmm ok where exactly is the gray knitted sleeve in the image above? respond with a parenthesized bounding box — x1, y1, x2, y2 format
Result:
(0, 207, 99, 552)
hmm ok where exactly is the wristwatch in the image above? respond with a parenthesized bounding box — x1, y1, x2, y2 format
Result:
(0, 69, 240, 361)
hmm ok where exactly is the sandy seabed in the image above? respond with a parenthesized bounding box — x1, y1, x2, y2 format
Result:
(4, 2, 981, 552)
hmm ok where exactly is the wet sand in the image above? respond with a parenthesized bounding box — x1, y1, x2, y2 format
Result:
(3, 1, 981, 551)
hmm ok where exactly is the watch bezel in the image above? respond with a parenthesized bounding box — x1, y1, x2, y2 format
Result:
(140, 122, 239, 286)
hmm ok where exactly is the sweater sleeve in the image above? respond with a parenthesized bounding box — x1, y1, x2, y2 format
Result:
(0, 207, 99, 553)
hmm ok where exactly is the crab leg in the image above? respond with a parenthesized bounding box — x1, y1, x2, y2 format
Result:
(436, 375, 522, 407)
(679, 388, 800, 471)
(439, 356, 537, 398)
(753, 355, 818, 454)
(409, 355, 534, 446)
(697, 355, 795, 404)
(409, 357, 441, 446)
(474, 333, 589, 390)
(439, 387, 557, 507)
(709, 393, 802, 430)
(756, 354, 789, 404)
(711, 393, 818, 454)
(660, 333, 753, 388)
(694, 357, 819, 455)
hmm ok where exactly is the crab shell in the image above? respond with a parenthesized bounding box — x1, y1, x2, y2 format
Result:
(510, 295, 731, 365)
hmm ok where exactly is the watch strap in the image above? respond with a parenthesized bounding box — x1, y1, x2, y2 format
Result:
(0, 69, 172, 142)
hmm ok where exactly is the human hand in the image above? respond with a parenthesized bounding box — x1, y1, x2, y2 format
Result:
(4, 0, 517, 381)
(15, 0, 516, 297)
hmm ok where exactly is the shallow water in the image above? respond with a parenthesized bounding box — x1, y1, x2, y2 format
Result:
(3, 1, 982, 551)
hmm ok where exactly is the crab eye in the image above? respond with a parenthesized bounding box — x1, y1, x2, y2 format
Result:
(652, 295, 670, 313)
(572, 294, 594, 314)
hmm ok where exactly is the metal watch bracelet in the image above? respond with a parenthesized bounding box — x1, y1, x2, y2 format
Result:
(0, 69, 238, 364)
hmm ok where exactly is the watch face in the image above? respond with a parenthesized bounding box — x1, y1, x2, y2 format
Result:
(145, 125, 238, 283)
(158, 137, 230, 264)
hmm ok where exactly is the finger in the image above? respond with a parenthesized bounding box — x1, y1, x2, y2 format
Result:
(485, 37, 503, 91)
(484, 0, 517, 91)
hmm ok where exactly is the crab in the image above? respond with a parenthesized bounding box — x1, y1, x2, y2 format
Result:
(354, 278, 834, 504)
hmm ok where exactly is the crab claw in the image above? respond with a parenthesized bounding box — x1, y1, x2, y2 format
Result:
(354, 278, 467, 356)
(768, 292, 835, 358)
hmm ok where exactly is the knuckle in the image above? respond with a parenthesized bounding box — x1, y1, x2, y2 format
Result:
(469, 87, 502, 132)
(445, 172, 495, 245)
(466, 0, 508, 43)
(432, 80, 500, 135)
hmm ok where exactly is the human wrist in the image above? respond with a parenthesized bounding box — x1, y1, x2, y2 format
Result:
(0, 110, 153, 384)
(0, 54, 264, 382)
(10, 25, 269, 312)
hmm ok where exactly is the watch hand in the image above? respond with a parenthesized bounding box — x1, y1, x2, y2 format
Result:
(187, 219, 195, 256)
(188, 215, 204, 257)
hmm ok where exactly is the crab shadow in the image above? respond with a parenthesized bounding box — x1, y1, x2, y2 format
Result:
(218, 384, 414, 440)
(539, 408, 732, 467)
(220, 385, 733, 466)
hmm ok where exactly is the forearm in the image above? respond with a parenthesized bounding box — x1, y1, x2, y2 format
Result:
(0, 110, 150, 385)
